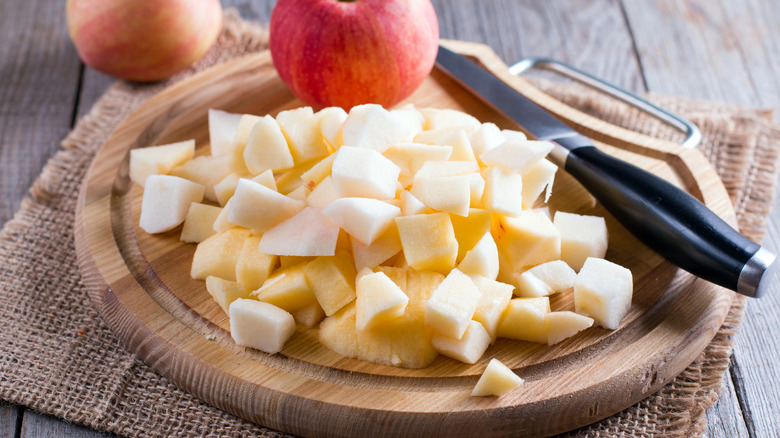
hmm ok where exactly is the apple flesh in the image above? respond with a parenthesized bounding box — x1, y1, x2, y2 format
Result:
(269, 0, 439, 109)
(66, 0, 222, 82)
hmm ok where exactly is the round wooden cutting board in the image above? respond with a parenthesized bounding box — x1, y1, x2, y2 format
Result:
(74, 40, 736, 437)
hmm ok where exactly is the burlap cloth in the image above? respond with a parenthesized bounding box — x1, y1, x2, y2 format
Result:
(1, 11, 778, 438)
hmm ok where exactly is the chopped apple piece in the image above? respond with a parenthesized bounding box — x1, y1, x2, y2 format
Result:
(470, 122, 504, 158)
(413, 126, 462, 145)
(291, 302, 326, 328)
(522, 159, 557, 208)
(206, 276, 252, 315)
(316, 106, 347, 149)
(413, 160, 479, 181)
(341, 104, 413, 153)
(274, 158, 318, 195)
(212, 173, 243, 207)
(191, 228, 252, 281)
(483, 166, 524, 217)
(554, 211, 609, 272)
(286, 185, 311, 201)
(514, 260, 577, 297)
(501, 129, 528, 142)
(424, 269, 481, 339)
(306, 175, 339, 208)
(322, 197, 401, 245)
(390, 104, 424, 139)
(471, 358, 524, 397)
(139, 175, 205, 234)
(399, 190, 431, 215)
(383, 142, 453, 187)
(351, 226, 402, 271)
(253, 263, 317, 313)
(129, 140, 195, 187)
(496, 297, 550, 343)
(410, 174, 472, 216)
(494, 210, 561, 271)
(279, 255, 315, 269)
(355, 271, 410, 331)
(276, 107, 330, 164)
(259, 207, 340, 256)
(420, 107, 481, 132)
(450, 208, 492, 262)
(303, 250, 358, 316)
(457, 231, 499, 281)
(432, 320, 491, 364)
(574, 257, 633, 329)
(212, 198, 237, 233)
(480, 140, 554, 174)
(235, 236, 277, 290)
(471, 276, 514, 340)
(251, 169, 277, 191)
(436, 129, 476, 162)
(319, 302, 359, 358)
(170, 154, 232, 203)
(300, 153, 336, 188)
(229, 114, 263, 174)
(396, 212, 458, 273)
(331, 146, 401, 200)
(229, 298, 295, 354)
(180, 202, 222, 243)
(208, 109, 242, 156)
(228, 178, 305, 232)
(243, 114, 295, 175)
(545, 311, 594, 345)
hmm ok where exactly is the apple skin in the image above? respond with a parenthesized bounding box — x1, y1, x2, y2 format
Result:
(66, 0, 223, 82)
(269, 0, 439, 110)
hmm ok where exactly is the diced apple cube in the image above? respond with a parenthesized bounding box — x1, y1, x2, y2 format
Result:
(399, 190, 431, 216)
(356, 271, 410, 331)
(494, 210, 561, 271)
(322, 197, 401, 245)
(180, 202, 222, 243)
(554, 211, 609, 272)
(410, 174, 472, 217)
(457, 231, 499, 281)
(170, 154, 233, 203)
(470, 122, 504, 158)
(228, 178, 305, 232)
(496, 297, 550, 343)
(501, 129, 528, 142)
(259, 207, 340, 256)
(286, 185, 311, 201)
(306, 175, 339, 208)
(139, 175, 205, 234)
(413, 160, 479, 181)
(252, 263, 317, 313)
(316, 106, 347, 149)
(252, 169, 278, 191)
(303, 250, 358, 316)
(331, 146, 401, 200)
(212, 198, 237, 233)
(208, 109, 243, 156)
(129, 140, 195, 187)
(279, 255, 315, 269)
(483, 166, 524, 217)
(383, 142, 453, 185)
(514, 260, 577, 297)
(243, 114, 295, 175)
(471, 276, 514, 340)
(420, 108, 481, 132)
(471, 358, 524, 397)
(450, 208, 492, 262)
(213, 173, 244, 207)
(229, 298, 295, 354)
(300, 153, 337, 188)
(413, 126, 461, 145)
(274, 159, 317, 195)
(390, 104, 424, 139)
(351, 226, 402, 271)
(425, 269, 482, 339)
(574, 257, 633, 329)
(341, 104, 413, 153)
(396, 212, 458, 273)
(276, 107, 330, 164)
(432, 320, 491, 364)
(480, 140, 554, 175)
(235, 236, 277, 290)
(545, 311, 594, 345)
(229, 114, 263, 174)
(191, 228, 252, 281)
(205, 276, 252, 315)
(522, 159, 557, 208)
(291, 302, 326, 328)
(436, 129, 476, 162)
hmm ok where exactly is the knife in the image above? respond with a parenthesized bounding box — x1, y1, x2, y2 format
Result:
(435, 45, 776, 298)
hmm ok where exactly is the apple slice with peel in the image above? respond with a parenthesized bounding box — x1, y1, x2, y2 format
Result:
(259, 207, 340, 257)
(471, 358, 524, 397)
(229, 298, 296, 354)
(545, 311, 594, 345)
(129, 139, 195, 187)
(228, 178, 305, 232)
(322, 197, 401, 245)
(341, 104, 414, 153)
(331, 146, 401, 199)
(208, 109, 242, 156)
(139, 175, 205, 234)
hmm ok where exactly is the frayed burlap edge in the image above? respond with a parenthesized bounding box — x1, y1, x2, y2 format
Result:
(1, 11, 778, 438)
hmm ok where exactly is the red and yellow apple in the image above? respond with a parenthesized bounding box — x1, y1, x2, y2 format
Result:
(269, 0, 440, 110)
(66, 0, 223, 82)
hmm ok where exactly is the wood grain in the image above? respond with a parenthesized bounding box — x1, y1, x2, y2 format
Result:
(19, 411, 109, 438)
(72, 41, 736, 438)
(0, 403, 20, 438)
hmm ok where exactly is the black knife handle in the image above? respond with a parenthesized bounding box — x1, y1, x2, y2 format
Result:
(559, 142, 775, 297)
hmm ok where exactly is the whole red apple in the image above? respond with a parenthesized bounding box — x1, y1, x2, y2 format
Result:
(66, 0, 223, 82)
(269, 0, 439, 110)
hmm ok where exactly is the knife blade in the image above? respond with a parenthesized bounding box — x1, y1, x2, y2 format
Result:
(435, 45, 775, 298)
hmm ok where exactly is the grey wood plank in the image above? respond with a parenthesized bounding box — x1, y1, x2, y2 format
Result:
(1, 403, 21, 438)
(704, 367, 750, 438)
(622, 0, 780, 436)
(0, 0, 82, 226)
(20, 411, 110, 438)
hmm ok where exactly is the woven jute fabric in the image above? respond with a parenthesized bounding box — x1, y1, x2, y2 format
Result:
(1, 11, 778, 438)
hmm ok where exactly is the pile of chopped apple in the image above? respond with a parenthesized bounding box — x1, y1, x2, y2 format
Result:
(131, 103, 634, 372)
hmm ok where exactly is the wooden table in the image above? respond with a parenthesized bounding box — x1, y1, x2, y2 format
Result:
(1, 1, 777, 437)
